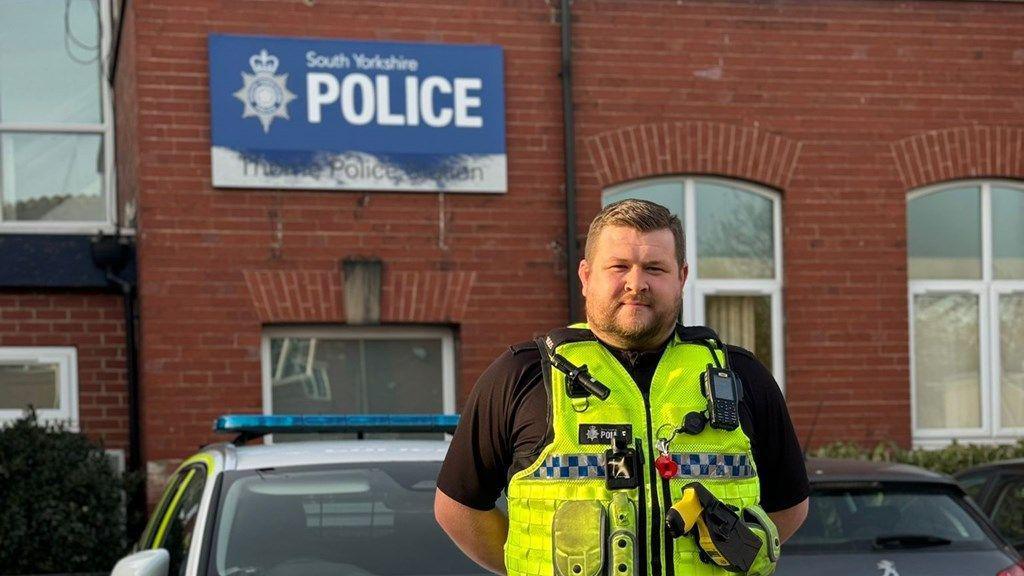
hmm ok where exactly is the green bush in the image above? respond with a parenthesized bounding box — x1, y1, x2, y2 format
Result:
(0, 410, 132, 574)
(813, 438, 1024, 476)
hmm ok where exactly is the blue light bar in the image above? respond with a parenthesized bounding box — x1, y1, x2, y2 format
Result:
(214, 413, 460, 439)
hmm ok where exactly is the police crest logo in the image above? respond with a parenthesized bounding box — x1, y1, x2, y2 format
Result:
(233, 49, 297, 133)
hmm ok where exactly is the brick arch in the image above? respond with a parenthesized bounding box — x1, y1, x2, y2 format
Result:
(242, 269, 476, 324)
(891, 125, 1024, 190)
(583, 121, 803, 191)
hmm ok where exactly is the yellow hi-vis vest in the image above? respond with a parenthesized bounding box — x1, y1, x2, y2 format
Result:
(505, 325, 764, 576)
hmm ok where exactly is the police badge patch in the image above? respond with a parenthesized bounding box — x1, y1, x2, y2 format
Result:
(233, 49, 297, 133)
(578, 424, 632, 445)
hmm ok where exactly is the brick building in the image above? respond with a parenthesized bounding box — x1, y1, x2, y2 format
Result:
(1, 0, 1023, 497)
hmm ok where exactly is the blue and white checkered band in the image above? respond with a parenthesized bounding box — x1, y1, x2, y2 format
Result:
(532, 454, 606, 479)
(669, 453, 756, 479)
(530, 452, 755, 480)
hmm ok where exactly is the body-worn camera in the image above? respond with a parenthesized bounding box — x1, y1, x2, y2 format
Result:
(700, 366, 742, 431)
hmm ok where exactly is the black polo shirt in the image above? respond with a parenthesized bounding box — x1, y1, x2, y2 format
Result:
(437, 335, 809, 513)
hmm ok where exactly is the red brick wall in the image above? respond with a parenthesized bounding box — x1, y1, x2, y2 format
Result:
(130, 1, 566, 466)
(568, 0, 1024, 447)
(124, 0, 1024, 476)
(0, 292, 129, 451)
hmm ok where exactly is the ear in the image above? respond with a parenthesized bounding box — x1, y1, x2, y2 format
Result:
(679, 262, 689, 294)
(578, 259, 591, 298)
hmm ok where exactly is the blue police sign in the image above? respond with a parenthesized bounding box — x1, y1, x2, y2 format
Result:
(209, 34, 506, 192)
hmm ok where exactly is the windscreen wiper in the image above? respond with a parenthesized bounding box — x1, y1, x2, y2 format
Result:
(873, 534, 953, 549)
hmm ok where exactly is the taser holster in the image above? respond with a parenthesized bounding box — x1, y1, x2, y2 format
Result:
(665, 482, 780, 575)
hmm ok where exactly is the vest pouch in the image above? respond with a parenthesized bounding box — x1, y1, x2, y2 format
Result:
(552, 500, 606, 576)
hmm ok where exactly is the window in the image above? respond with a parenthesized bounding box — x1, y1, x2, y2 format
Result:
(603, 177, 784, 385)
(261, 327, 456, 440)
(956, 473, 991, 503)
(908, 180, 1024, 444)
(0, 0, 115, 232)
(0, 347, 78, 427)
(991, 477, 1024, 547)
(209, 463, 490, 576)
(787, 487, 996, 553)
(159, 466, 208, 576)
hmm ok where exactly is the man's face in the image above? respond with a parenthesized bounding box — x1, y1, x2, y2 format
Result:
(579, 225, 687, 350)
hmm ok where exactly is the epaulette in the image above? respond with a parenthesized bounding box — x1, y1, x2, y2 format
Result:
(508, 341, 540, 355)
(542, 327, 598, 350)
(675, 324, 723, 343)
(722, 344, 758, 363)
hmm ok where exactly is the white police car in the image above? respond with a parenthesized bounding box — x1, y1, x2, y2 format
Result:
(111, 414, 486, 576)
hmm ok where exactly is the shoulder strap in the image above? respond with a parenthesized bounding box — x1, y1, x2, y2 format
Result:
(543, 327, 598, 350)
(532, 337, 554, 394)
(675, 323, 730, 370)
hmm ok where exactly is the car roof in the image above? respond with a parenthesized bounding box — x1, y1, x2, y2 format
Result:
(806, 457, 958, 486)
(954, 457, 1024, 477)
(202, 439, 451, 472)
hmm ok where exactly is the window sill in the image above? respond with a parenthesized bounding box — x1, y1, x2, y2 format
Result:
(913, 436, 1023, 450)
(0, 223, 127, 235)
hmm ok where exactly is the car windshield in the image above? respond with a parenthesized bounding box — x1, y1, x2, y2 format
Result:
(785, 485, 998, 554)
(205, 462, 491, 576)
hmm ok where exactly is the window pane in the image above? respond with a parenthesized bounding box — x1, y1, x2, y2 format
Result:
(695, 182, 774, 279)
(213, 464, 491, 576)
(993, 187, 1024, 280)
(162, 468, 207, 576)
(787, 488, 994, 554)
(0, 0, 103, 124)
(914, 293, 981, 429)
(602, 181, 684, 218)
(908, 187, 981, 279)
(0, 361, 59, 409)
(0, 133, 105, 222)
(957, 474, 989, 502)
(991, 479, 1024, 545)
(1000, 292, 1024, 429)
(269, 336, 445, 430)
(705, 295, 772, 373)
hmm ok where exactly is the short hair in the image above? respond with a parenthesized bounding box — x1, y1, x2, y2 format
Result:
(584, 199, 685, 266)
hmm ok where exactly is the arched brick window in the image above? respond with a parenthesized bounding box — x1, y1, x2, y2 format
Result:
(603, 177, 784, 388)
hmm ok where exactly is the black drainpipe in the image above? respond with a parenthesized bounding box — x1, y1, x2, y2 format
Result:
(90, 234, 143, 536)
(560, 0, 580, 322)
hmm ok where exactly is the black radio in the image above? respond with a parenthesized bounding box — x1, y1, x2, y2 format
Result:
(700, 366, 742, 431)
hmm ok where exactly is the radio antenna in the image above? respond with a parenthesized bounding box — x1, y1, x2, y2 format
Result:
(802, 398, 825, 459)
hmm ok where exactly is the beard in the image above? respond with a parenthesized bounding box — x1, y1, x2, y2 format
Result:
(585, 294, 681, 350)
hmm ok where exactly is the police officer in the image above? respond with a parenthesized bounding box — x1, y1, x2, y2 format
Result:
(435, 199, 809, 575)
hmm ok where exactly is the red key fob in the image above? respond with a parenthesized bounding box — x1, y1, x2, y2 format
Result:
(655, 454, 678, 479)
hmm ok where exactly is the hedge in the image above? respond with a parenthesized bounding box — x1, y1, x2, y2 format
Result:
(812, 438, 1024, 476)
(0, 410, 137, 575)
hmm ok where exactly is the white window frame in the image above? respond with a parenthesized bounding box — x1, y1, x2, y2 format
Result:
(909, 179, 1024, 447)
(260, 326, 457, 441)
(602, 176, 785, 391)
(0, 0, 117, 234)
(0, 346, 79, 429)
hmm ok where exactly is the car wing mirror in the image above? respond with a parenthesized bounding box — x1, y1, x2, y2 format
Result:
(111, 549, 169, 576)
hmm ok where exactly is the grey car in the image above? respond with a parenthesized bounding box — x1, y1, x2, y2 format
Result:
(955, 458, 1024, 554)
(777, 458, 1023, 576)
